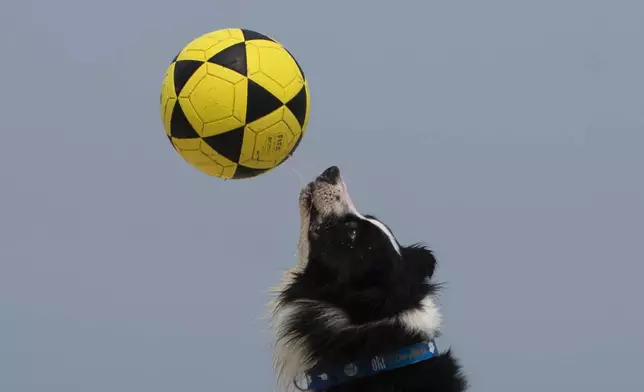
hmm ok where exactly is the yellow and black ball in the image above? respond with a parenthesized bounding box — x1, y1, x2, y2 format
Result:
(160, 28, 310, 179)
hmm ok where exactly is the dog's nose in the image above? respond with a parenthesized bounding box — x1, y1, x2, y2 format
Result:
(317, 166, 340, 184)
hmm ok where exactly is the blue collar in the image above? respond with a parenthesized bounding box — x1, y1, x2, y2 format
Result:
(297, 340, 439, 391)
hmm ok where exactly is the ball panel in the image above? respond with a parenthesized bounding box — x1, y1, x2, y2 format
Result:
(173, 138, 238, 179)
(202, 115, 245, 139)
(238, 126, 258, 167)
(176, 97, 204, 136)
(241, 29, 275, 43)
(160, 62, 177, 110)
(202, 126, 245, 163)
(170, 101, 201, 139)
(245, 105, 285, 134)
(179, 148, 235, 179)
(254, 120, 296, 163)
(283, 78, 305, 106)
(176, 50, 206, 62)
(278, 88, 307, 164)
(206, 42, 247, 76)
(177, 148, 216, 168)
(203, 38, 245, 60)
(238, 155, 275, 170)
(245, 40, 303, 102)
(241, 107, 294, 168)
(199, 139, 238, 166)
(196, 64, 247, 137)
(173, 60, 205, 96)
(246, 79, 283, 124)
(161, 63, 178, 136)
(285, 84, 308, 129)
(281, 105, 303, 143)
(182, 32, 224, 52)
(162, 98, 176, 137)
(206, 61, 247, 84)
(289, 132, 303, 157)
(188, 71, 236, 124)
(225, 28, 246, 41)
(176, 63, 207, 98)
(232, 164, 271, 179)
(268, 118, 296, 146)
(179, 28, 244, 61)
(209, 164, 237, 179)
(219, 165, 238, 179)
(171, 137, 201, 151)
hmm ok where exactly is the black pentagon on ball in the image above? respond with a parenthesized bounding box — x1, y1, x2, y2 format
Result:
(173, 60, 204, 96)
(246, 79, 284, 124)
(241, 29, 275, 42)
(233, 165, 270, 179)
(285, 85, 308, 128)
(207, 42, 247, 76)
(202, 127, 245, 163)
(289, 133, 303, 157)
(170, 102, 199, 139)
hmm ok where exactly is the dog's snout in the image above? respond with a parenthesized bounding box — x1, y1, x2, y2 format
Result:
(301, 165, 358, 225)
(317, 166, 340, 184)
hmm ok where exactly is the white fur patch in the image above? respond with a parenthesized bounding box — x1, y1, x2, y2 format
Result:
(270, 299, 314, 392)
(341, 180, 401, 255)
(399, 296, 442, 335)
(361, 215, 401, 255)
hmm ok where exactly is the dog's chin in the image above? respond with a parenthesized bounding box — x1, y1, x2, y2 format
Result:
(299, 183, 313, 212)
(298, 182, 315, 234)
(298, 166, 346, 237)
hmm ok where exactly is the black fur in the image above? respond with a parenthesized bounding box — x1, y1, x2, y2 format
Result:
(273, 168, 467, 392)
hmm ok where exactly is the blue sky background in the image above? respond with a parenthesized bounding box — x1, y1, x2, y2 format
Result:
(1, 0, 643, 391)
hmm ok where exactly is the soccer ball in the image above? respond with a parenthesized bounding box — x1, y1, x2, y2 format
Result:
(160, 28, 310, 179)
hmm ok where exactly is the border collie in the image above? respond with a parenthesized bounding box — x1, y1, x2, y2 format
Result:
(269, 166, 467, 392)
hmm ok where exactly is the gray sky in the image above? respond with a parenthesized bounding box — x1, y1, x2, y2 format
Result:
(1, 0, 643, 391)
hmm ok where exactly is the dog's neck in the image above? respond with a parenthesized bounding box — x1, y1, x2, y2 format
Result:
(269, 277, 442, 392)
(302, 340, 440, 391)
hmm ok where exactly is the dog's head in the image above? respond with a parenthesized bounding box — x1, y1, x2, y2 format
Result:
(296, 166, 436, 287)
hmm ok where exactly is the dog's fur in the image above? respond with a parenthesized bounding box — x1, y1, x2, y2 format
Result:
(269, 166, 467, 392)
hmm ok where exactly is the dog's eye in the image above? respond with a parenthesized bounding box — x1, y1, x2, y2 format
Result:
(345, 221, 358, 229)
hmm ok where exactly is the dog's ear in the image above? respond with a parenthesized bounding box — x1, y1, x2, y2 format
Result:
(401, 244, 438, 279)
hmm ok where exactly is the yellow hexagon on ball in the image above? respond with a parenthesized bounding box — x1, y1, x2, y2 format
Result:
(160, 28, 310, 179)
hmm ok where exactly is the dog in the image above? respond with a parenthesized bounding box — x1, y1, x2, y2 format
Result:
(269, 166, 467, 392)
